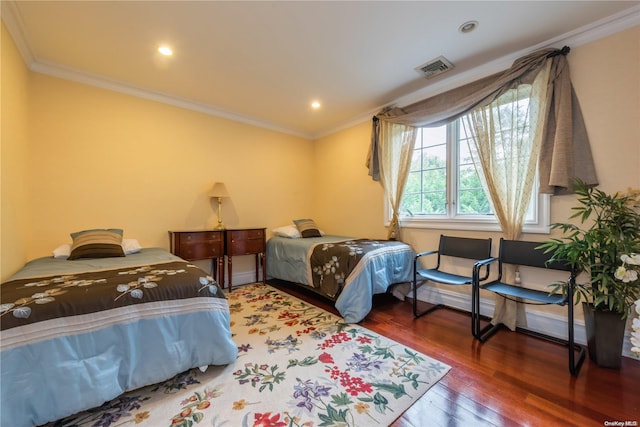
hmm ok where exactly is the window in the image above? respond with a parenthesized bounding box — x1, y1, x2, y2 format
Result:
(397, 121, 550, 233)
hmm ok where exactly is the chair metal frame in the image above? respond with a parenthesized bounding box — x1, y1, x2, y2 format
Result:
(413, 235, 492, 318)
(471, 238, 586, 376)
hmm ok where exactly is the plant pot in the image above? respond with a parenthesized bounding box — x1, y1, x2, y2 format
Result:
(582, 302, 626, 369)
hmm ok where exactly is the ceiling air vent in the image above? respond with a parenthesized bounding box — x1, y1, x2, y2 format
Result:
(415, 56, 454, 79)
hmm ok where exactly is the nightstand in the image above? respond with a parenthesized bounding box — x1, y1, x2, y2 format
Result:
(169, 230, 225, 286)
(225, 227, 266, 291)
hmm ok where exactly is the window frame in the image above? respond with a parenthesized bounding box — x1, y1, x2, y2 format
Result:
(390, 122, 551, 234)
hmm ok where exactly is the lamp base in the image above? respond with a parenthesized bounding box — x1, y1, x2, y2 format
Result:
(215, 197, 225, 230)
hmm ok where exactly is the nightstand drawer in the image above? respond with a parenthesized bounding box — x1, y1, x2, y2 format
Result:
(227, 229, 266, 256)
(227, 239, 264, 256)
(178, 242, 222, 260)
(228, 229, 265, 241)
(169, 230, 224, 261)
(178, 232, 222, 245)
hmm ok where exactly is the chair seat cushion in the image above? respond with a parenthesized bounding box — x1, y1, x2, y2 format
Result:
(482, 282, 568, 305)
(416, 268, 473, 285)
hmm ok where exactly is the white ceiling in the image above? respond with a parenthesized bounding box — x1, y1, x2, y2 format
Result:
(3, 1, 639, 139)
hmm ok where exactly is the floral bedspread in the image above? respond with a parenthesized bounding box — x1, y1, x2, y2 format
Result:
(0, 260, 223, 331)
(309, 239, 409, 300)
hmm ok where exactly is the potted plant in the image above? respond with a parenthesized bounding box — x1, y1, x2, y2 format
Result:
(538, 179, 640, 368)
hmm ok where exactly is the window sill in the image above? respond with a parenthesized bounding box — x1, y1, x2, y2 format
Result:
(397, 217, 550, 234)
(394, 194, 551, 234)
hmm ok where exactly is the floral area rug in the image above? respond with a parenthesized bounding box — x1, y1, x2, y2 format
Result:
(47, 283, 450, 427)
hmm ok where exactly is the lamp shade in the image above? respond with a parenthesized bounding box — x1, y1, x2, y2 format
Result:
(209, 182, 229, 198)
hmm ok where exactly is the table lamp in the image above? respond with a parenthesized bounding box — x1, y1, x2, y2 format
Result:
(209, 182, 230, 229)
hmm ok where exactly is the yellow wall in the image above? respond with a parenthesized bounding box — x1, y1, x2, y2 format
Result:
(568, 26, 640, 193)
(312, 120, 387, 238)
(1, 24, 315, 280)
(1, 23, 31, 279)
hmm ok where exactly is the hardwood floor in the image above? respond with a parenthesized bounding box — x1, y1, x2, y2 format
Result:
(267, 280, 640, 427)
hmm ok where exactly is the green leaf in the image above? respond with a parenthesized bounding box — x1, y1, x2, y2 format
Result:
(287, 357, 318, 368)
(359, 344, 374, 354)
(404, 348, 426, 363)
(373, 347, 395, 359)
(331, 392, 353, 406)
(318, 404, 348, 426)
(372, 392, 390, 414)
(371, 382, 407, 399)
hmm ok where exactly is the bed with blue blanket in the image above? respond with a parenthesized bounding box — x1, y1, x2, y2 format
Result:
(266, 235, 415, 323)
(0, 248, 237, 427)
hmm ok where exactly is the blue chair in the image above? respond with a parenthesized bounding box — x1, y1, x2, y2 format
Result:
(471, 238, 586, 376)
(413, 235, 492, 321)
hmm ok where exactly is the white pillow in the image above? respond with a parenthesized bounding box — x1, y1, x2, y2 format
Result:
(122, 238, 142, 254)
(52, 244, 72, 259)
(52, 238, 142, 258)
(272, 225, 325, 238)
(272, 225, 301, 238)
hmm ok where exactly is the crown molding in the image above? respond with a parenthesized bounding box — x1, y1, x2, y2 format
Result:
(29, 59, 312, 139)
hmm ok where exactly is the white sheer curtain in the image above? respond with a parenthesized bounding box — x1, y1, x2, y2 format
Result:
(460, 61, 551, 330)
(375, 120, 417, 240)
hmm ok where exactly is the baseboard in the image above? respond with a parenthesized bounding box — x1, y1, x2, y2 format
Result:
(229, 270, 262, 286)
(189, 258, 263, 288)
(415, 285, 637, 359)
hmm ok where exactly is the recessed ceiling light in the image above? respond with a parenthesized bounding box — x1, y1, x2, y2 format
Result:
(311, 101, 321, 109)
(458, 20, 478, 34)
(158, 46, 173, 56)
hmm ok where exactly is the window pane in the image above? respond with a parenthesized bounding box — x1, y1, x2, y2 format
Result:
(403, 170, 422, 214)
(422, 168, 446, 213)
(423, 191, 446, 214)
(422, 144, 446, 169)
(458, 140, 473, 164)
(423, 168, 446, 192)
(422, 126, 446, 144)
(401, 126, 448, 215)
(402, 191, 421, 215)
(458, 189, 492, 214)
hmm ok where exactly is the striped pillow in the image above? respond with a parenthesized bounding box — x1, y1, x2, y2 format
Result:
(68, 228, 125, 260)
(293, 219, 322, 238)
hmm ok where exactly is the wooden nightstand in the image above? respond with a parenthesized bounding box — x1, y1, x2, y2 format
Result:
(225, 227, 266, 291)
(169, 230, 225, 286)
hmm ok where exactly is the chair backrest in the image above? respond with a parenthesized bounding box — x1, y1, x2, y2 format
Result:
(499, 238, 572, 272)
(439, 235, 492, 261)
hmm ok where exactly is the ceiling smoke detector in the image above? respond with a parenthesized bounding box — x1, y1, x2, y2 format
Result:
(415, 56, 454, 79)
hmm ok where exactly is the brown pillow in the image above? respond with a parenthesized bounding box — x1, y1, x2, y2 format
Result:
(68, 228, 125, 260)
(293, 219, 322, 238)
